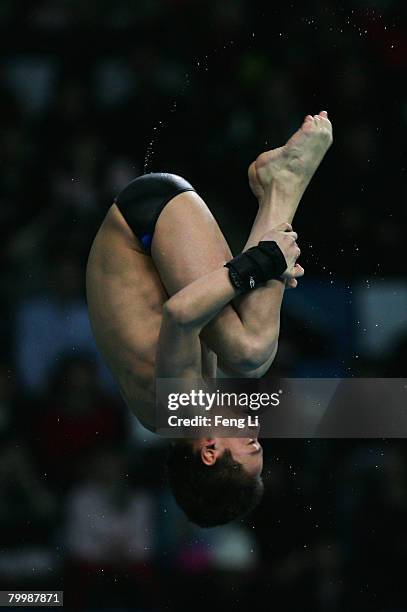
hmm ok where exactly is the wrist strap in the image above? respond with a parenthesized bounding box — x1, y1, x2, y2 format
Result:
(224, 241, 287, 293)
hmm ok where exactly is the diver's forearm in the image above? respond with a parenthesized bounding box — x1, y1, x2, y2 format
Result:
(163, 267, 238, 330)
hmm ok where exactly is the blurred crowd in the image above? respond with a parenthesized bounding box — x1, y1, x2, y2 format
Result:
(1, 0, 407, 610)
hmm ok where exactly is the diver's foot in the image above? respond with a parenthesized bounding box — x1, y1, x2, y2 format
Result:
(248, 111, 333, 221)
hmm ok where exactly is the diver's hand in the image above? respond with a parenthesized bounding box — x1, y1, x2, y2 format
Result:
(261, 222, 304, 287)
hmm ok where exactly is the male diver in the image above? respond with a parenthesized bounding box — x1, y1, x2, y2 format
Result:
(86, 111, 333, 526)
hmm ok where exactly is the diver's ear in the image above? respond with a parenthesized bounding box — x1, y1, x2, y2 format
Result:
(200, 438, 219, 466)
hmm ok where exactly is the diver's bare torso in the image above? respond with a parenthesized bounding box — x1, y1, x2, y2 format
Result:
(86, 204, 216, 430)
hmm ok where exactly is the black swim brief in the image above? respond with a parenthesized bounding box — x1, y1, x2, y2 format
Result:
(114, 172, 196, 253)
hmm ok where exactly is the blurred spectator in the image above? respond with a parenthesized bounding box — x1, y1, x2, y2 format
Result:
(0, 360, 31, 444)
(14, 251, 102, 394)
(0, 440, 58, 587)
(50, 131, 105, 215)
(336, 444, 407, 609)
(387, 332, 407, 376)
(63, 447, 156, 608)
(31, 355, 127, 489)
(0, 442, 56, 547)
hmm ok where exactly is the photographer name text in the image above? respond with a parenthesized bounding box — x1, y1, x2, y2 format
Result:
(167, 414, 259, 428)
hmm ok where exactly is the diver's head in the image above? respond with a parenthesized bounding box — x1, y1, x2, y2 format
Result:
(166, 437, 264, 528)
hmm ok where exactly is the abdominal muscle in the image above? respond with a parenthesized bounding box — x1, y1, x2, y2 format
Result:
(86, 205, 217, 432)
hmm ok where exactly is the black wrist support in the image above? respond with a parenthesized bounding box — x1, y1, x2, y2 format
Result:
(224, 241, 287, 292)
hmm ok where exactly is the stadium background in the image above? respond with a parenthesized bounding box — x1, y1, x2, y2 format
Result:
(0, 0, 406, 610)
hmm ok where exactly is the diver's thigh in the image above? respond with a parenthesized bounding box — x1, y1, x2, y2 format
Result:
(86, 205, 166, 380)
(151, 190, 233, 295)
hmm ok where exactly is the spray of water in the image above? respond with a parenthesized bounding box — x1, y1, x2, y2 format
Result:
(142, 39, 241, 174)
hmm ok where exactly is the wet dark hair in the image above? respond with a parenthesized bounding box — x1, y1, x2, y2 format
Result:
(166, 441, 264, 528)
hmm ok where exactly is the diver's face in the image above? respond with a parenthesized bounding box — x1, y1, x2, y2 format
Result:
(221, 437, 263, 477)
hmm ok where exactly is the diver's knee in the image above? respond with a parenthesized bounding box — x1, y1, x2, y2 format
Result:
(231, 335, 274, 373)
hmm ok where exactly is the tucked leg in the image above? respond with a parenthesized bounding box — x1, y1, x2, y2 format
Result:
(151, 113, 333, 375)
